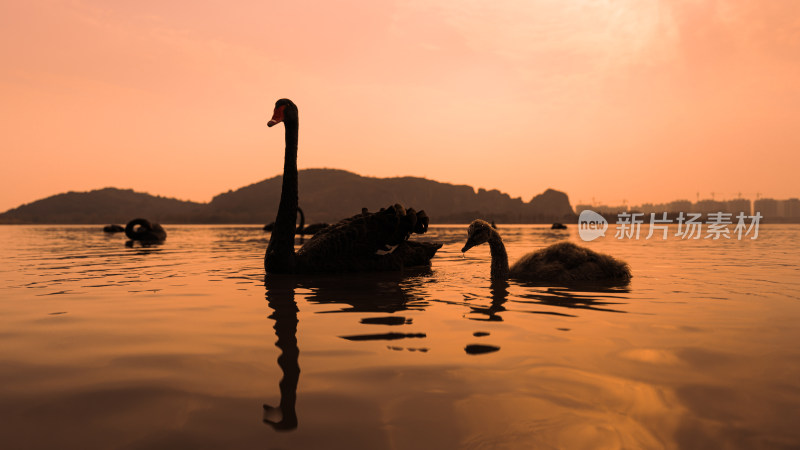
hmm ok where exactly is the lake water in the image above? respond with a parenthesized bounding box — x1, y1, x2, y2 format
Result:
(1, 224, 799, 449)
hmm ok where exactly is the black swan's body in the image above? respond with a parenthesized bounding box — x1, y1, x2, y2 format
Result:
(264, 99, 441, 274)
(551, 223, 567, 230)
(103, 224, 124, 233)
(462, 220, 630, 284)
(125, 218, 167, 242)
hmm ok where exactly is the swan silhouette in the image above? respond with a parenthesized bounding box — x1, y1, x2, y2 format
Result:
(461, 219, 631, 284)
(124, 218, 167, 242)
(264, 99, 441, 274)
(264, 207, 329, 235)
(295, 208, 329, 236)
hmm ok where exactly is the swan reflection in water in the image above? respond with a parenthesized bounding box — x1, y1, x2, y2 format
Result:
(513, 282, 631, 315)
(465, 280, 511, 322)
(261, 274, 631, 431)
(464, 280, 629, 323)
(262, 277, 300, 431)
(261, 272, 430, 431)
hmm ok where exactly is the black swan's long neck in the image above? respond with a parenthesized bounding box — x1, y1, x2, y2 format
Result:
(297, 207, 305, 232)
(265, 115, 299, 273)
(487, 230, 510, 280)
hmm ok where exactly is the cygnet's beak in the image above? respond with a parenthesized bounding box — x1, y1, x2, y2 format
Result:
(461, 237, 478, 253)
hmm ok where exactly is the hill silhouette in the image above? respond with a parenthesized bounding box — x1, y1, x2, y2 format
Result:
(0, 188, 206, 224)
(0, 169, 576, 224)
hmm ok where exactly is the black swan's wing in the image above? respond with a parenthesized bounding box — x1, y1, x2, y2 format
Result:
(295, 204, 441, 272)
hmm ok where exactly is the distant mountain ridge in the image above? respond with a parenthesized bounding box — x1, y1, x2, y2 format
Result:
(0, 169, 576, 224)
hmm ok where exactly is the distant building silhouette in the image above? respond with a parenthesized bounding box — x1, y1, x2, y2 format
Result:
(755, 198, 800, 221)
(726, 199, 752, 216)
(693, 199, 728, 214)
(577, 196, 800, 223)
(667, 200, 693, 213)
(754, 198, 779, 218)
(778, 198, 800, 218)
(573, 195, 800, 223)
(575, 204, 628, 215)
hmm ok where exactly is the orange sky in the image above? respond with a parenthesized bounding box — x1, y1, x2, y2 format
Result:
(1, 0, 798, 212)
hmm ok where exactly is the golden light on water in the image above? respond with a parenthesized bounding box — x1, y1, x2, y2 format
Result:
(1, 225, 799, 447)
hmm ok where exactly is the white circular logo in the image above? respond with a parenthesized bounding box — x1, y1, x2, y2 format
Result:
(578, 210, 608, 241)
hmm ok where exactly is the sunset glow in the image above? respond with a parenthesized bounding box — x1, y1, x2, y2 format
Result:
(2, 0, 798, 211)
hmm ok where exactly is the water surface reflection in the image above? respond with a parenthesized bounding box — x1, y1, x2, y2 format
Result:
(1, 225, 799, 449)
(263, 278, 299, 431)
(259, 270, 635, 435)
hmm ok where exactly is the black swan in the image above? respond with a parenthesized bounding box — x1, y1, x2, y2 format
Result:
(125, 218, 167, 242)
(551, 223, 567, 230)
(295, 208, 329, 236)
(264, 98, 441, 274)
(461, 219, 631, 284)
(264, 207, 328, 234)
(103, 224, 124, 233)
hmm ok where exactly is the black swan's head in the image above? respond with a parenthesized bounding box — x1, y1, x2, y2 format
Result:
(462, 219, 495, 252)
(268, 98, 298, 127)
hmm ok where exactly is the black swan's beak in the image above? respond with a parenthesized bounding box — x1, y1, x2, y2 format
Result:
(268, 104, 286, 127)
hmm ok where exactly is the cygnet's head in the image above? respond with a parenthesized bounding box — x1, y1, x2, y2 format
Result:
(461, 219, 495, 253)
